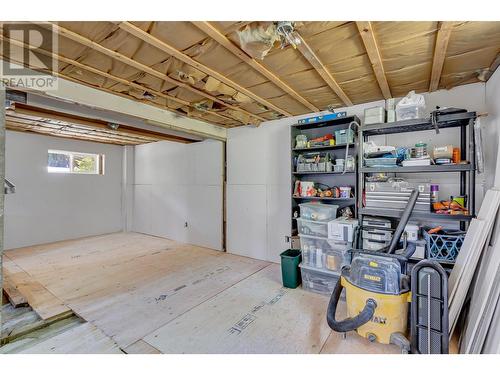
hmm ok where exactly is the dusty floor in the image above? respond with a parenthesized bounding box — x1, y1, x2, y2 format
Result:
(2, 232, 400, 354)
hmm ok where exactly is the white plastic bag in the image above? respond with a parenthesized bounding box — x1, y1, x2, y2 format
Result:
(397, 90, 425, 108)
(396, 90, 426, 120)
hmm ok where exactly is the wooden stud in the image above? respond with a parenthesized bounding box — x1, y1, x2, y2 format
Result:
(356, 21, 392, 99)
(119, 22, 294, 116)
(429, 22, 455, 92)
(49, 23, 265, 124)
(0, 34, 239, 127)
(293, 32, 353, 106)
(192, 21, 319, 113)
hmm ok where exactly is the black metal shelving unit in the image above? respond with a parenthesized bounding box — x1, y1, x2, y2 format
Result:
(357, 111, 477, 228)
(291, 115, 361, 237)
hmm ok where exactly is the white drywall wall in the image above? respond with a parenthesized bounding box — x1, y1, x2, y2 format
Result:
(4, 131, 123, 249)
(227, 83, 489, 263)
(132, 139, 223, 251)
(485, 68, 500, 188)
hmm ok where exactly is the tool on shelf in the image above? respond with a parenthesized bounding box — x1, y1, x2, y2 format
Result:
(358, 111, 477, 229)
(291, 115, 360, 239)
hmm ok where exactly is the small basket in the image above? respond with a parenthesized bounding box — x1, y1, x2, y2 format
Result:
(423, 229, 465, 263)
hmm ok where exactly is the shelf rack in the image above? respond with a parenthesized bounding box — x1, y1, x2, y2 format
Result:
(291, 115, 361, 236)
(357, 111, 477, 228)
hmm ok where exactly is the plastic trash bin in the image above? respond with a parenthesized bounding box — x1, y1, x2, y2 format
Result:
(280, 249, 302, 288)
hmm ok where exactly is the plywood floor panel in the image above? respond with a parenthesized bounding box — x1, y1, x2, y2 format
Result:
(124, 339, 162, 354)
(5, 233, 269, 348)
(4, 233, 405, 354)
(3, 257, 71, 320)
(143, 264, 332, 354)
(16, 322, 123, 354)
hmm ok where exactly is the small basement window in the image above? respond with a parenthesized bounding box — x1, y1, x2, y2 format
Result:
(47, 150, 104, 175)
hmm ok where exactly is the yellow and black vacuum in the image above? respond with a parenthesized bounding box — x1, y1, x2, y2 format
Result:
(327, 189, 450, 354)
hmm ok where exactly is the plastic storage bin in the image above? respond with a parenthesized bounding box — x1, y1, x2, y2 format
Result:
(297, 218, 329, 237)
(334, 129, 355, 145)
(362, 238, 390, 251)
(300, 234, 351, 273)
(364, 106, 386, 125)
(364, 157, 398, 167)
(300, 234, 351, 253)
(296, 161, 333, 172)
(300, 263, 339, 295)
(280, 249, 302, 288)
(423, 229, 465, 263)
(299, 203, 338, 221)
(396, 105, 426, 121)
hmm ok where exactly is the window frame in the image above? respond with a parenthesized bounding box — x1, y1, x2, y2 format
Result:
(47, 149, 105, 175)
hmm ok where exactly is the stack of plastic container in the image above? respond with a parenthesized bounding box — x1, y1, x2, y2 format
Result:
(297, 203, 352, 295)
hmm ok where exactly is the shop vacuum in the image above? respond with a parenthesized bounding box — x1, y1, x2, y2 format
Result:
(327, 189, 450, 354)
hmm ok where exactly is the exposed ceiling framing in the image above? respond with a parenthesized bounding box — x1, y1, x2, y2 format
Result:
(118, 21, 292, 118)
(356, 21, 392, 99)
(294, 32, 353, 106)
(6, 103, 195, 145)
(1, 21, 498, 131)
(49, 23, 264, 125)
(429, 22, 455, 92)
(191, 21, 319, 113)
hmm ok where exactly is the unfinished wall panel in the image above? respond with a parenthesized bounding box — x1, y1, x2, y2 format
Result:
(4, 131, 123, 249)
(133, 139, 223, 251)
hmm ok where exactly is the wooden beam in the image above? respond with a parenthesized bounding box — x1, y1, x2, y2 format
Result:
(2, 59, 229, 140)
(118, 22, 293, 117)
(293, 32, 353, 106)
(6, 120, 135, 146)
(429, 22, 455, 92)
(191, 21, 319, 113)
(356, 21, 392, 99)
(49, 23, 265, 124)
(11, 103, 195, 143)
(0, 34, 239, 128)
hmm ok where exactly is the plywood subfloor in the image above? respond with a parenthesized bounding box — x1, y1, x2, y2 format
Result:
(3, 233, 405, 354)
(143, 264, 331, 353)
(2, 257, 71, 320)
(1, 317, 122, 354)
(142, 264, 400, 354)
(4, 232, 270, 348)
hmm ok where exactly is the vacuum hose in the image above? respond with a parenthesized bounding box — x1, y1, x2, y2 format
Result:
(326, 277, 378, 332)
(387, 189, 420, 254)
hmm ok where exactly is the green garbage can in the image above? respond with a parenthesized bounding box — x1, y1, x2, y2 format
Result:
(280, 249, 302, 288)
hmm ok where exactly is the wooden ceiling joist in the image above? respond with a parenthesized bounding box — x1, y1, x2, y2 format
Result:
(49, 23, 265, 124)
(293, 32, 353, 107)
(0, 34, 239, 127)
(11, 103, 194, 143)
(6, 119, 135, 146)
(117, 22, 294, 117)
(429, 21, 455, 92)
(191, 21, 320, 112)
(356, 21, 392, 99)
